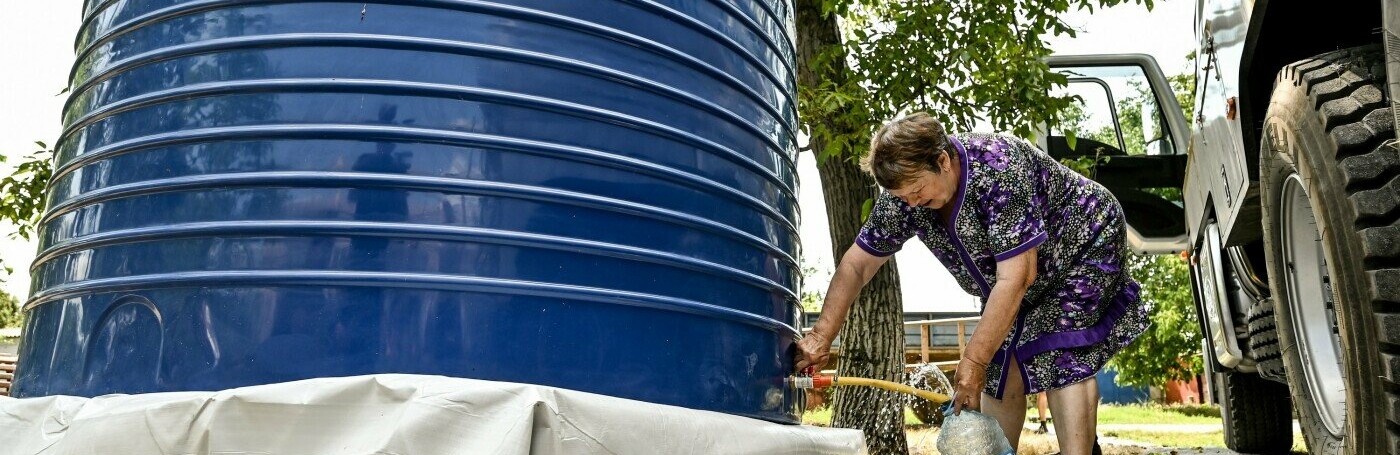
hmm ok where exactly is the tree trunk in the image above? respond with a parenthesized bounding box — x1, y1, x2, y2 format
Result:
(820, 154, 909, 455)
(793, 1, 908, 453)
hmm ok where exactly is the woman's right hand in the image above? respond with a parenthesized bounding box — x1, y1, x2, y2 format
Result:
(794, 332, 833, 373)
(951, 357, 989, 415)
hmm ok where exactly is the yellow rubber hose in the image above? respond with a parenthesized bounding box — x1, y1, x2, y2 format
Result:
(829, 376, 950, 404)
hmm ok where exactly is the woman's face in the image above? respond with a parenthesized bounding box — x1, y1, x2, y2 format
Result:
(889, 153, 958, 209)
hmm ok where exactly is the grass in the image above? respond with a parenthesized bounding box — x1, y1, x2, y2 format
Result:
(1102, 429, 1225, 448)
(1103, 429, 1307, 454)
(1093, 403, 1222, 425)
(801, 406, 923, 427)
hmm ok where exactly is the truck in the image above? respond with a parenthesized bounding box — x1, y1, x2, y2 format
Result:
(1041, 1, 1400, 453)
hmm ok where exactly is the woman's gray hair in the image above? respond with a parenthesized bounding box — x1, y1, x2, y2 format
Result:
(861, 112, 951, 189)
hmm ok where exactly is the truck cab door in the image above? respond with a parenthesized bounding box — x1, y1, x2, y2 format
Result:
(1043, 54, 1192, 254)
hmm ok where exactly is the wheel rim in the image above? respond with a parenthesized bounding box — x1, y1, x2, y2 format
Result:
(1280, 173, 1347, 436)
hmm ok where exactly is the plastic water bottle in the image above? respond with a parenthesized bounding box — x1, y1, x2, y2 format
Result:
(935, 402, 1015, 455)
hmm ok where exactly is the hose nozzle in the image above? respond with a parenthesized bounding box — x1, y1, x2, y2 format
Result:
(788, 374, 834, 389)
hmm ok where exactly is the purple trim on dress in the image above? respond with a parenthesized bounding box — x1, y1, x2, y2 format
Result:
(1021, 353, 1036, 395)
(994, 231, 1048, 262)
(1019, 309, 1034, 394)
(951, 241, 988, 295)
(992, 310, 1029, 400)
(948, 136, 970, 231)
(944, 136, 992, 296)
(855, 234, 897, 257)
(1015, 280, 1142, 360)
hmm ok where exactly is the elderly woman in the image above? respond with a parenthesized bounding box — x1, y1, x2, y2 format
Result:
(795, 113, 1150, 455)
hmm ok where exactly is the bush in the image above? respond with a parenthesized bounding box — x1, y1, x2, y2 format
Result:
(0, 290, 22, 329)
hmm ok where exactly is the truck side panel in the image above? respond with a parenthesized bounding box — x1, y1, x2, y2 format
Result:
(1387, 0, 1400, 137)
(1186, 0, 1255, 246)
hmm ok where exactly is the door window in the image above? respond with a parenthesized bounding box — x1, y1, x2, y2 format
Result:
(1052, 65, 1179, 157)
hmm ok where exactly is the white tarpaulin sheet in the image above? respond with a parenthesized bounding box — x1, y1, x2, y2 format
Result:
(0, 374, 865, 454)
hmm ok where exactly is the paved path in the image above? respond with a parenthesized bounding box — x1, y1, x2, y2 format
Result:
(1097, 424, 1224, 433)
(1021, 422, 1304, 454)
(1138, 449, 1241, 454)
(1025, 421, 1224, 434)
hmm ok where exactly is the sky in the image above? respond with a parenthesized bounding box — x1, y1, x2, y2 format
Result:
(0, 1, 83, 300)
(0, 1, 1194, 310)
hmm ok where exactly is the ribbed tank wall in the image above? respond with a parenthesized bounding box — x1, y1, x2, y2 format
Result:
(14, 0, 803, 422)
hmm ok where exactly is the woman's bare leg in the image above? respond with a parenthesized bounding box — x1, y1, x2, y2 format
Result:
(979, 356, 1028, 449)
(1046, 376, 1100, 455)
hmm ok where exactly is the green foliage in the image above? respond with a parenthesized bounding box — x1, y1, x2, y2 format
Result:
(1059, 154, 1111, 178)
(799, 0, 1151, 164)
(1095, 403, 1221, 425)
(0, 289, 22, 329)
(1169, 71, 1196, 123)
(801, 261, 830, 313)
(1056, 100, 1109, 177)
(1060, 61, 1195, 158)
(0, 142, 56, 278)
(0, 142, 54, 242)
(1110, 253, 1204, 388)
(801, 289, 825, 313)
(1057, 56, 1195, 200)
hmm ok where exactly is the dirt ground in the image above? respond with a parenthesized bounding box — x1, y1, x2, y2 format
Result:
(904, 427, 1184, 455)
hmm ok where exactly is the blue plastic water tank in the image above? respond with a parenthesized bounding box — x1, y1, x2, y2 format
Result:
(15, 0, 803, 422)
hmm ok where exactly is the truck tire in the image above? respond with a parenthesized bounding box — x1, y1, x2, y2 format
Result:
(1245, 297, 1288, 381)
(1217, 369, 1294, 453)
(1259, 44, 1396, 454)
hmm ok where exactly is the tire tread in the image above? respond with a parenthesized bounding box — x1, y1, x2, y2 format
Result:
(1294, 49, 1400, 320)
(1220, 370, 1294, 453)
(1265, 44, 1399, 453)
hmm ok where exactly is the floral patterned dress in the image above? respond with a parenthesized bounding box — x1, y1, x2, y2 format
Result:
(855, 132, 1152, 397)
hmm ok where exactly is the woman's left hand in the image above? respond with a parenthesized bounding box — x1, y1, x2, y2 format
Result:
(794, 331, 833, 373)
(951, 357, 988, 415)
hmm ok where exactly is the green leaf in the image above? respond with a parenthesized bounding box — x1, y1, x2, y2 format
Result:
(55, 86, 70, 96)
(1065, 131, 1078, 151)
(0, 141, 55, 242)
(815, 146, 831, 166)
(860, 197, 874, 222)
